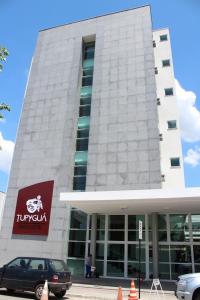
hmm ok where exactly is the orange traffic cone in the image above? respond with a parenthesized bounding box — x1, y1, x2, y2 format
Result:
(128, 280, 138, 300)
(41, 280, 48, 300)
(117, 286, 123, 300)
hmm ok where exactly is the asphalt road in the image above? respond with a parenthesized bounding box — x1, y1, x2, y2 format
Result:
(0, 289, 70, 300)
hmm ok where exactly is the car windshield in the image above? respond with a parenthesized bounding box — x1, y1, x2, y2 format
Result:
(49, 260, 67, 272)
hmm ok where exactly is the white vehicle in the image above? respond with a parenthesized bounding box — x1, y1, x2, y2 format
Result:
(176, 273, 200, 300)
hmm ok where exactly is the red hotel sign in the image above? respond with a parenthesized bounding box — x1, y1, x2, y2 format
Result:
(12, 181, 54, 236)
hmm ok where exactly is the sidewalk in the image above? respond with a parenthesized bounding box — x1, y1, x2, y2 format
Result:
(67, 278, 177, 300)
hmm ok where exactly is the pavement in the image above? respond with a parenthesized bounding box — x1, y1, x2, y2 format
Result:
(0, 277, 177, 300)
(67, 277, 177, 300)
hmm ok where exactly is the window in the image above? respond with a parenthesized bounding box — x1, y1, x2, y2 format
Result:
(75, 151, 88, 165)
(155, 67, 158, 74)
(29, 259, 46, 270)
(165, 88, 173, 96)
(153, 40, 156, 47)
(82, 76, 93, 87)
(160, 34, 168, 41)
(159, 133, 163, 141)
(74, 166, 87, 176)
(162, 59, 170, 67)
(73, 176, 86, 191)
(80, 96, 91, 106)
(79, 105, 91, 117)
(78, 116, 90, 129)
(170, 157, 180, 167)
(168, 120, 177, 129)
(76, 138, 89, 151)
(77, 128, 89, 138)
(80, 86, 92, 97)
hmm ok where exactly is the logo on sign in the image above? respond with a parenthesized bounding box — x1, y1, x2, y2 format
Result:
(12, 181, 54, 236)
(26, 195, 43, 213)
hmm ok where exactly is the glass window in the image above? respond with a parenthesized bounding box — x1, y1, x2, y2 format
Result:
(165, 88, 173, 96)
(68, 242, 85, 258)
(168, 120, 177, 129)
(69, 230, 86, 241)
(73, 176, 86, 191)
(159, 263, 170, 280)
(128, 244, 145, 261)
(158, 214, 167, 241)
(67, 259, 84, 276)
(77, 129, 89, 139)
(83, 68, 93, 76)
(97, 230, 105, 240)
(96, 243, 104, 259)
(76, 138, 89, 151)
(79, 105, 91, 117)
(162, 59, 170, 67)
(171, 263, 192, 280)
(80, 96, 91, 106)
(83, 59, 94, 69)
(170, 245, 191, 263)
(170, 157, 180, 167)
(97, 215, 105, 229)
(75, 151, 88, 165)
(8, 258, 29, 269)
(78, 116, 90, 129)
(159, 245, 169, 262)
(82, 76, 93, 87)
(128, 262, 145, 278)
(95, 261, 104, 276)
(49, 260, 67, 272)
(80, 86, 92, 97)
(107, 244, 124, 260)
(107, 262, 124, 277)
(160, 34, 168, 41)
(128, 215, 145, 230)
(108, 231, 124, 241)
(70, 210, 87, 229)
(191, 215, 200, 241)
(29, 259, 46, 270)
(109, 215, 124, 229)
(74, 166, 87, 176)
(84, 47, 95, 60)
(170, 214, 188, 241)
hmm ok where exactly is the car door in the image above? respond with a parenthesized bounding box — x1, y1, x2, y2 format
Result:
(2, 258, 29, 290)
(24, 259, 48, 290)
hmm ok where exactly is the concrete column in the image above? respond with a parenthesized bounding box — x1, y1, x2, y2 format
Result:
(152, 212, 159, 278)
(90, 213, 97, 266)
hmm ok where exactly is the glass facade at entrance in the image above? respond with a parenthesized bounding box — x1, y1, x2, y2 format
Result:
(67, 212, 200, 280)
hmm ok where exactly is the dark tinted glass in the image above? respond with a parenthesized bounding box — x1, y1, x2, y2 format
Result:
(79, 105, 91, 117)
(82, 76, 93, 86)
(165, 88, 173, 96)
(73, 176, 86, 191)
(76, 138, 89, 151)
(77, 129, 89, 138)
(74, 166, 87, 176)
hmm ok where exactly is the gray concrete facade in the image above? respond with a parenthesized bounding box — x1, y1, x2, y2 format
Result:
(0, 6, 161, 266)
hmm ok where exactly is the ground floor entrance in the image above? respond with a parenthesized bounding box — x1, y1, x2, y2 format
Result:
(67, 211, 200, 280)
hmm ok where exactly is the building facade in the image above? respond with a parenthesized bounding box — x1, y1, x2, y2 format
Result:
(0, 6, 200, 281)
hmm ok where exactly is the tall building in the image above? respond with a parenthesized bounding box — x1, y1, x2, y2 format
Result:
(1, 6, 200, 281)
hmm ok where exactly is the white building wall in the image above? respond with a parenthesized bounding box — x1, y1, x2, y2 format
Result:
(153, 28, 185, 188)
(0, 192, 5, 230)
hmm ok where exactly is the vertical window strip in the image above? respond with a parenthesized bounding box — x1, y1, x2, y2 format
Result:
(73, 41, 95, 191)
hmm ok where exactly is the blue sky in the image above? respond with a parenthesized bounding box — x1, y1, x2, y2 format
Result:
(0, 0, 200, 192)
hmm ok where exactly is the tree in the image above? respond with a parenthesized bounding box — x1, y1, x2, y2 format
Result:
(0, 46, 11, 119)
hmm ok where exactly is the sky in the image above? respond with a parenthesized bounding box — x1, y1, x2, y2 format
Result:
(0, 0, 200, 192)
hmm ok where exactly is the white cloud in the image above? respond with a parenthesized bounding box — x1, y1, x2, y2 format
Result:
(175, 79, 200, 142)
(184, 148, 200, 167)
(0, 132, 15, 174)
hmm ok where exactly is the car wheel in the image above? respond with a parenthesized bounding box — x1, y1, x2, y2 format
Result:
(7, 288, 15, 293)
(194, 291, 200, 300)
(54, 290, 66, 298)
(35, 283, 45, 300)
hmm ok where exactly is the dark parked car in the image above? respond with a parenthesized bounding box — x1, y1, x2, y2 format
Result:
(0, 257, 72, 299)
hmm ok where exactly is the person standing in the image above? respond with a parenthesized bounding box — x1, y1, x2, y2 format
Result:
(85, 254, 92, 278)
